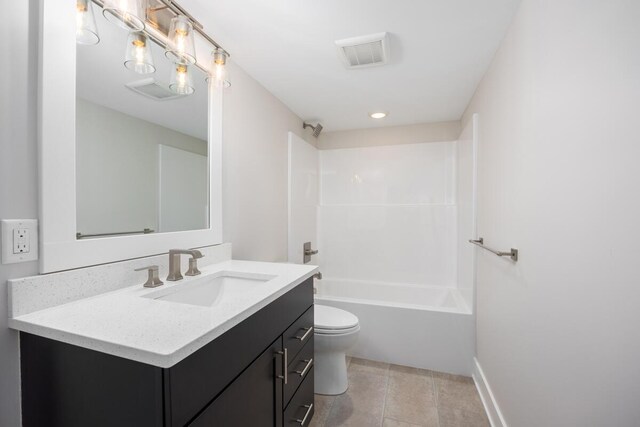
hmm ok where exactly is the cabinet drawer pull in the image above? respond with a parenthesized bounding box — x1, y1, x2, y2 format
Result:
(295, 403, 314, 426)
(276, 348, 288, 384)
(295, 326, 313, 341)
(294, 358, 313, 377)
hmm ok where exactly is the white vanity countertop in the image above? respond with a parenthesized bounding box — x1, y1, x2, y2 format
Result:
(9, 260, 318, 368)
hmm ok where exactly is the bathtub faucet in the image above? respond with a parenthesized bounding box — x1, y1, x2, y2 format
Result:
(313, 271, 322, 295)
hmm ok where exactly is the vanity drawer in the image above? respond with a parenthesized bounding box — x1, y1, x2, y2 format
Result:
(284, 337, 314, 405)
(284, 367, 315, 427)
(284, 305, 314, 362)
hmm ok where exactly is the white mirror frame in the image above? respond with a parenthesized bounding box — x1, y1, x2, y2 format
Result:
(38, 1, 223, 273)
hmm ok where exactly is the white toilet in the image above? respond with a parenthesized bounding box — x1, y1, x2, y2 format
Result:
(314, 304, 360, 395)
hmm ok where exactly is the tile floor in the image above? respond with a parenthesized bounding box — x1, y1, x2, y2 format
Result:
(310, 357, 490, 427)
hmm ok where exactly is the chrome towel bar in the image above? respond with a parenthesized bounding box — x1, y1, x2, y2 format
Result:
(76, 228, 154, 239)
(469, 238, 518, 262)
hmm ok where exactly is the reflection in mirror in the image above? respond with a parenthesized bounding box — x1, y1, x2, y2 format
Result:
(75, 7, 209, 239)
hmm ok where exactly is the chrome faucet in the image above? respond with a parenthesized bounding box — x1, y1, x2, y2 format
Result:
(167, 249, 204, 281)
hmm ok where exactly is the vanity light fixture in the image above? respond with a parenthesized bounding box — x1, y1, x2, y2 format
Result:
(169, 63, 195, 95)
(369, 112, 387, 119)
(102, 0, 146, 31)
(165, 15, 197, 65)
(76, 0, 100, 45)
(124, 32, 155, 74)
(206, 48, 231, 88)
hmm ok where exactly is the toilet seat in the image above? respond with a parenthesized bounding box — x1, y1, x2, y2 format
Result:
(315, 324, 360, 335)
(315, 305, 359, 335)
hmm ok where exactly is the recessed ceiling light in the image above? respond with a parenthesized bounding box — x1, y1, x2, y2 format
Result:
(370, 112, 387, 119)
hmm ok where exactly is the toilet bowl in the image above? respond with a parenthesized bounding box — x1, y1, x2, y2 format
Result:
(314, 304, 360, 395)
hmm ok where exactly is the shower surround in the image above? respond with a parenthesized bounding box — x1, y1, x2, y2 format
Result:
(314, 128, 477, 374)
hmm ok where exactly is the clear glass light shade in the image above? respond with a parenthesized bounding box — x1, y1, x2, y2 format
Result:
(102, 0, 145, 31)
(124, 32, 155, 74)
(76, 0, 100, 45)
(169, 63, 195, 95)
(206, 49, 231, 88)
(165, 15, 196, 65)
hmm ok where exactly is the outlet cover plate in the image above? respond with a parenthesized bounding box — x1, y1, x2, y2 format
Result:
(1, 219, 38, 264)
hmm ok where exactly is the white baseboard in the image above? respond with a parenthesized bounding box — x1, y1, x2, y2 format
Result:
(472, 357, 508, 427)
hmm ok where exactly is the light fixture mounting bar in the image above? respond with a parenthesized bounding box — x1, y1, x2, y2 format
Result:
(155, 0, 202, 29)
(91, 0, 229, 56)
(150, 0, 227, 54)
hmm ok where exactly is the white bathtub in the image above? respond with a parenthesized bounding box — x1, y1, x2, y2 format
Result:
(315, 278, 475, 375)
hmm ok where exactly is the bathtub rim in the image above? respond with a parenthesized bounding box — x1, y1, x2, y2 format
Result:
(314, 294, 472, 315)
(315, 277, 473, 315)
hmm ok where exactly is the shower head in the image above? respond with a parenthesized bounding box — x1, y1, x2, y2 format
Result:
(303, 122, 323, 138)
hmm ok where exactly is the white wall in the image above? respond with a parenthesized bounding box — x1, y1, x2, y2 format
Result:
(464, 1, 640, 425)
(287, 133, 319, 265)
(76, 99, 207, 235)
(0, 1, 38, 425)
(222, 62, 315, 262)
(456, 116, 477, 311)
(319, 142, 457, 286)
(318, 120, 460, 150)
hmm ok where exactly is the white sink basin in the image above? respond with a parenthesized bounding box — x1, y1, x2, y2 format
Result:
(144, 271, 276, 307)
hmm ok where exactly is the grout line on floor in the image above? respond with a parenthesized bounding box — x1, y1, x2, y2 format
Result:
(431, 370, 442, 427)
(325, 392, 337, 427)
(379, 366, 391, 427)
(323, 396, 335, 427)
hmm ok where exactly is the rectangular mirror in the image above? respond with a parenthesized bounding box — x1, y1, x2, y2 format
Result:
(76, 17, 209, 239)
(38, 2, 222, 272)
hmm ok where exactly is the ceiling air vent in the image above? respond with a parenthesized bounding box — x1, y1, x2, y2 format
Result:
(125, 78, 185, 101)
(335, 32, 390, 69)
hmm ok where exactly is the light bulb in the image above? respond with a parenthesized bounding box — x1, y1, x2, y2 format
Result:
(169, 63, 194, 95)
(102, 0, 145, 31)
(206, 48, 231, 88)
(124, 32, 155, 74)
(76, 0, 99, 45)
(76, 3, 85, 26)
(165, 16, 196, 64)
(177, 65, 187, 86)
(175, 29, 187, 53)
(134, 40, 145, 63)
(214, 63, 224, 83)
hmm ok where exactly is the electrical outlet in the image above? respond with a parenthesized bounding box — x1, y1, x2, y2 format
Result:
(1, 220, 38, 264)
(13, 228, 30, 254)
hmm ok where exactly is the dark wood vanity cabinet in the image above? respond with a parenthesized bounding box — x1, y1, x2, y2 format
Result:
(20, 278, 315, 427)
(189, 338, 284, 427)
